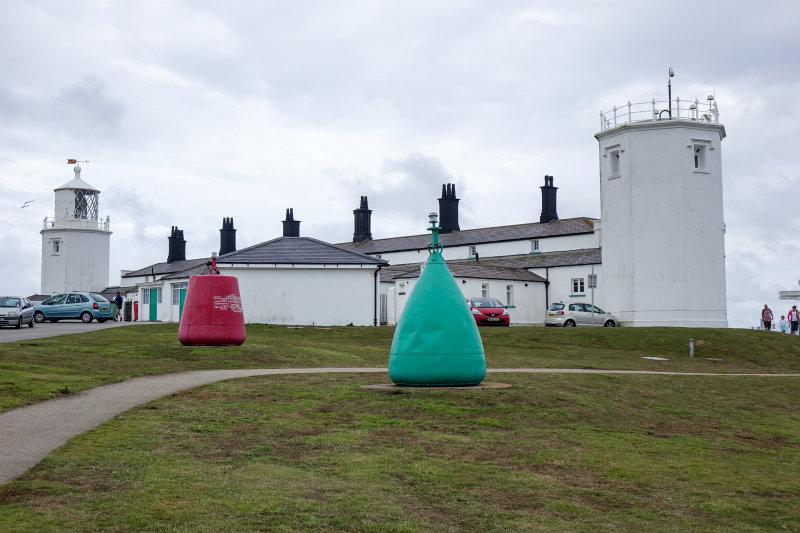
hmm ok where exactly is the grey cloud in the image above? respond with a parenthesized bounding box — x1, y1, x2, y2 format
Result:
(53, 76, 123, 139)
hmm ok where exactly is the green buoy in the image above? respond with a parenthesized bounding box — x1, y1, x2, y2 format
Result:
(388, 212, 487, 386)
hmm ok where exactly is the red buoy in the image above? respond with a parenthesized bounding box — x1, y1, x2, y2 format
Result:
(178, 256, 246, 346)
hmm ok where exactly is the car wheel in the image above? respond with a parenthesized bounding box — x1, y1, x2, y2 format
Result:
(604, 320, 616, 327)
(15, 318, 22, 329)
(564, 319, 576, 327)
(28, 318, 34, 328)
(81, 311, 93, 324)
(34, 312, 45, 323)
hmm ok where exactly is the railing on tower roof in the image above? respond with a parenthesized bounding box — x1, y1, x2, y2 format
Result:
(599, 97, 720, 132)
(43, 216, 111, 231)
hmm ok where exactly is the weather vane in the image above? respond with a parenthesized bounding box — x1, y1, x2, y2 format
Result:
(67, 158, 90, 165)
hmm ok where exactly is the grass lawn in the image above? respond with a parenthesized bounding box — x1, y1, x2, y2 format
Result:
(1, 325, 799, 531)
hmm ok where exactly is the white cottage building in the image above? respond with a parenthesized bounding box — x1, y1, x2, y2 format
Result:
(122, 210, 386, 325)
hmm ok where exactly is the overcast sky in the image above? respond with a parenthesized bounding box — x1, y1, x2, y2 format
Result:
(1, 0, 798, 328)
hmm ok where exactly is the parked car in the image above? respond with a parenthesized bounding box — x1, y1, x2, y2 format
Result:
(33, 292, 114, 323)
(0, 296, 35, 328)
(467, 297, 510, 326)
(545, 302, 618, 327)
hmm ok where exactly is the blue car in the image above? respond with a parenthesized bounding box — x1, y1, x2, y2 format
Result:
(0, 296, 35, 328)
(33, 292, 114, 323)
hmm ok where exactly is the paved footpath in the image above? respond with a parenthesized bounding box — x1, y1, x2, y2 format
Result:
(2, 367, 799, 484)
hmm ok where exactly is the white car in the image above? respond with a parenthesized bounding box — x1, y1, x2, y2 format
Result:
(545, 302, 618, 327)
(0, 296, 35, 328)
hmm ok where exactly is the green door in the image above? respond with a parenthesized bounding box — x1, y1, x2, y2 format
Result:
(179, 288, 187, 321)
(149, 288, 158, 321)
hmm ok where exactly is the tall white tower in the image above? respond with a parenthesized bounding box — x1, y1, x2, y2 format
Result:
(595, 93, 727, 327)
(40, 163, 112, 294)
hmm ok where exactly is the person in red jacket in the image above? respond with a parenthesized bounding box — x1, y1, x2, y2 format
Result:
(761, 304, 774, 331)
(789, 305, 799, 335)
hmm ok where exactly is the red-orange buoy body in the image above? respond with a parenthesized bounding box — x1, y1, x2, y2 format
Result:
(178, 270, 246, 346)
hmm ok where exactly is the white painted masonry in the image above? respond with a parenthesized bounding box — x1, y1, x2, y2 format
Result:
(596, 117, 727, 327)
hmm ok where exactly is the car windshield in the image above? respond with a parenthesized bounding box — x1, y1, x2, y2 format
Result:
(90, 293, 109, 302)
(473, 298, 503, 308)
(0, 297, 20, 307)
(548, 303, 564, 311)
(43, 294, 67, 305)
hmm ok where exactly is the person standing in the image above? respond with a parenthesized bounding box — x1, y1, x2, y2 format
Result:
(790, 305, 800, 335)
(780, 315, 789, 333)
(762, 304, 774, 331)
(114, 291, 124, 322)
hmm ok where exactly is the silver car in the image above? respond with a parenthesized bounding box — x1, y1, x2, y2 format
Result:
(545, 302, 618, 327)
(0, 296, 35, 328)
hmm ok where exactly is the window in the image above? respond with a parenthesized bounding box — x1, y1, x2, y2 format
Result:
(506, 285, 514, 306)
(692, 141, 710, 172)
(531, 239, 540, 253)
(571, 278, 585, 294)
(605, 145, 621, 178)
(156, 287, 162, 304)
(51, 239, 61, 255)
(142, 289, 149, 305)
(172, 283, 187, 305)
(610, 149, 620, 176)
(481, 283, 489, 297)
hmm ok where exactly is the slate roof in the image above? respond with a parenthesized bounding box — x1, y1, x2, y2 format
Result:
(380, 262, 545, 283)
(122, 258, 209, 279)
(217, 236, 388, 266)
(478, 248, 602, 269)
(337, 217, 597, 255)
(161, 263, 209, 280)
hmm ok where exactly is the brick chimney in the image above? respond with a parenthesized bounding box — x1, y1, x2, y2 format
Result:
(353, 196, 372, 242)
(540, 175, 559, 223)
(219, 217, 236, 255)
(282, 208, 300, 237)
(438, 183, 460, 234)
(167, 226, 186, 263)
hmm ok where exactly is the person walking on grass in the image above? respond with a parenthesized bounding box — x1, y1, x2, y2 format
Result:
(789, 305, 800, 335)
(780, 315, 789, 333)
(762, 304, 774, 331)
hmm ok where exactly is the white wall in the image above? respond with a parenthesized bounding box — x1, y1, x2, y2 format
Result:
(597, 120, 727, 327)
(40, 228, 110, 294)
(221, 265, 378, 326)
(375, 232, 598, 265)
(384, 276, 546, 326)
(530, 264, 606, 313)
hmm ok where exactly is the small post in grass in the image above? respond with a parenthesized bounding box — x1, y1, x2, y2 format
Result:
(689, 338, 695, 358)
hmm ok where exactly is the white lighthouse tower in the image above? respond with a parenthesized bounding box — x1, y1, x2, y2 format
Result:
(40, 163, 112, 295)
(595, 81, 728, 327)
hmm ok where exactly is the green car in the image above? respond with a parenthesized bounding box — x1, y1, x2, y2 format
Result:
(33, 292, 114, 324)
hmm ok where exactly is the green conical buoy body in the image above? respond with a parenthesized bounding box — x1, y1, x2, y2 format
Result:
(389, 251, 486, 386)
